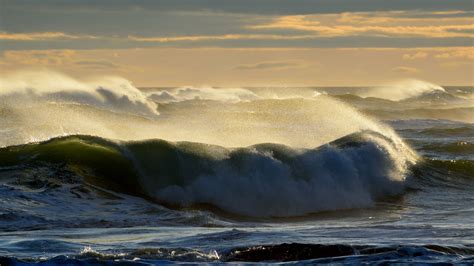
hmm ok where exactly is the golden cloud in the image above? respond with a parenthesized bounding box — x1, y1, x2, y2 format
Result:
(0, 32, 98, 41)
(391, 66, 420, 74)
(434, 48, 474, 59)
(128, 34, 314, 42)
(403, 52, 428, 60)
(234, 60, 308, 70)
(249, 12, 474, 38)
(0, 50, 122, 71)
(2, 50, 77, 65)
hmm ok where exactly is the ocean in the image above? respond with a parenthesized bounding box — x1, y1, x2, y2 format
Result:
(0, 74, 473, 264)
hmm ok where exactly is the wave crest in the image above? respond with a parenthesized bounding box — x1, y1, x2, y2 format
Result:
(145, 132, 411, 217)
(360, 79, 446, 101)
(148, 86, 260, 103)
(0, 131, 416, 217)
(0, 70, 158, 117)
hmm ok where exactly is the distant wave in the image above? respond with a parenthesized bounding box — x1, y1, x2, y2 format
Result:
(358, 79, 447, 101)
(420, 159, 474, 179)
(399, 126, 474, 138)
(0, 70, 158, 117)
(363, 107, 474, 123)
(335, 91, 472, 111)
(401, 89, 464, 104)
(146, 80, 468, 105)
(420, 141, 474, 155)
(147, 86, 260, 103)
(0, 130, 416, 217)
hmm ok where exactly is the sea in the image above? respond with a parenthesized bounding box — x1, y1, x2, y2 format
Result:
(0, 73, 473, 264)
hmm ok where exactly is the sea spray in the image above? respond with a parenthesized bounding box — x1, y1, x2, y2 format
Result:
(359, 79, 446, 101)
(0, 71, 414, 150)
(0, 70, 158, 117)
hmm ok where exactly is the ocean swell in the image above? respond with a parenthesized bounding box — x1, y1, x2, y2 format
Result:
(0, 130, 416, 217)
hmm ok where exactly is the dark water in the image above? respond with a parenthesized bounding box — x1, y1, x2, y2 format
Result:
(0, 80, 473, 264)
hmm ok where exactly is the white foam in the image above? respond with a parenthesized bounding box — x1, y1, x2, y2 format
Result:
(148, 86, 260, 103)
(149, 132, 416, 217)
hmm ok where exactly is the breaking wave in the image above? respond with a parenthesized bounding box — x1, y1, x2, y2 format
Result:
(147, 86, 260, 103)
(0, 70, 158, 117)
(0, 130, 417, 217)
(359, 79, 447, 101)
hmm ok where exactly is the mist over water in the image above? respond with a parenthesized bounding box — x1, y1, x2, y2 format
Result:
(1, 70, 407, 149)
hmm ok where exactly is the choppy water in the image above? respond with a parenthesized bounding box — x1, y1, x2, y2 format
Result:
(0, 72, 473, 264)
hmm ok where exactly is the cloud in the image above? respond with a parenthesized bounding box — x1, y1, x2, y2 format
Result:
(128, 34, 313, 42)
(235, 60, 307, 70)
(337, 10, 474, 23)
(434, 48, 474, 59)
(0, 31, 98, 41)
(1, 35, 471, 50)
(1, 50, 76, 65)
(249, 14, 474, 38)
(391, 66, 420, 74)
(3, 0, 472, 15)
(439, 61, 472, 68)
(1, 2, 473, 51)
(74, 60, 119, 69)
(0, 50, 121, 70)
(1, 9, 473, 50)
(403, 51, 428, 60)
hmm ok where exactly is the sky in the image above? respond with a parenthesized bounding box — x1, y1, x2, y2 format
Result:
(0, 0, 473, 86)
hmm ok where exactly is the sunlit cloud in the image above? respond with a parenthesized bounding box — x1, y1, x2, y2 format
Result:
(74, 60, 120, 69)
(391, 66, 420, 74)
(439, 61, 472, 68)
(234, 60, 307, 70)
(249, 12, 474, 38)
(1, 50, 121, 70)
(403, 52, 428, 60)
(128, 34, 314, 42)
(337, 11, 473, 24)
(0, 31, 98, 41)
(434, 48, 474, 59)
(1, 50, 77, 65)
